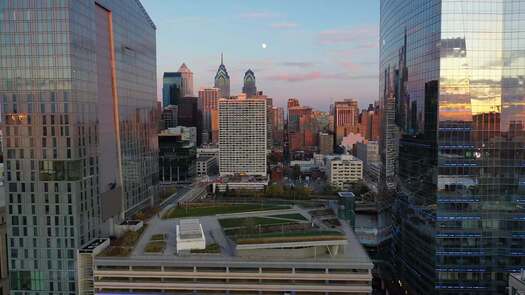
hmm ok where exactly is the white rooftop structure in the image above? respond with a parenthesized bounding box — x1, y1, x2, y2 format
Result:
(176, 219, 205, 253)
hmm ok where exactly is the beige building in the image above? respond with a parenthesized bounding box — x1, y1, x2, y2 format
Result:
(327, 155, 363, 190)
(218, 97, 267, 176)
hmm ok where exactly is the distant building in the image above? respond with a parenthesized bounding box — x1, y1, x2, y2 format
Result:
(162, 72, 182, 107)
(198, 88, 220, 144)
(178, 63, 194, 97)
(158, 127, 197, 182)
(196, 156, 218, 177)
(327, 155, 363, 190)
(214, 53, 230, 98)
(272, 107, 285, 147)
(287, 98, 300, 109)
(218, 97, 267, 176)
(358, 102, 381, 141)
(318, 132, 334, 154)
(242, 69, 257, 97)
(177, 97, 201, 143)
(254, 92, 273, 149)
(161, 105, 178, 129)
(288, 102, 316, 154)
(334, 99, 359, 146)
(355, 141, 379, 167)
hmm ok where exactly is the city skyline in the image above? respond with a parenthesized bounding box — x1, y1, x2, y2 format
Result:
(141, 0, 380, 110)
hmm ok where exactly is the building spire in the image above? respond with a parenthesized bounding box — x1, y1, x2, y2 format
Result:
(221, 52, 223, 65)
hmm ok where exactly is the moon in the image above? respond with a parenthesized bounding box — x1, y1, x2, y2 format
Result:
(261, 43, 267, 49)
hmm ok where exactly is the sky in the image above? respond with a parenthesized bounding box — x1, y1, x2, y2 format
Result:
(141, 0, 380, 111)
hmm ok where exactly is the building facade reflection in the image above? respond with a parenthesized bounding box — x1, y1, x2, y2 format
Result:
(381, 0, 525, 294)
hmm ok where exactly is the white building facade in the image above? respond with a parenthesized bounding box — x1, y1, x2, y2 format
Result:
(327, 155, 363, 190)
(218, 98, 267, 176)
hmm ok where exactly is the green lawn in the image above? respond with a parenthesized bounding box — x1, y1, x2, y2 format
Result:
(163, 203, 288, 219)
(235, 230, 346, 245)
(144, 241, 166, 253)
(190, 243, 220, 254)
(219, 217, 297, 229)
(150, 234, 166, 241)
(269, 213, 307, 221)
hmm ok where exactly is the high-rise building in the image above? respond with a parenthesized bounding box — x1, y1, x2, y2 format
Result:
(381, 1, 525, 294)
(218, 97, 267, 176)
(214, 53, 230, 98)
(162, 72, 182, 107)
(160, 105, 178, 130)
(198, 88, 220, 145)
(272, 107, 285, 147)
(287, 98, 300, 109)
(158, 127, 197, 182)
(359, 102, 381, 141)
(318, 132, 334, 155)
(178, 63, 194, 97)
(254, 92, 273, 149)
(0, 0, 159, 293)
(334, 99, 359, 146)
(242, 69, 257, 97)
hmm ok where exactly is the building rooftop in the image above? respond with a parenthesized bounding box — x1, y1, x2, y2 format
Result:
(95, 204, 372, 268)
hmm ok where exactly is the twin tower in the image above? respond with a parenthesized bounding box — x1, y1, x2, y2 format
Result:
(214, 53, 257, 98)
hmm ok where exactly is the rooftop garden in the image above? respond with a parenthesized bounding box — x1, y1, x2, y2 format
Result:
(163, 203, 289, 219)
(190, 243, 220, 254)
(235, 230, 346, 245)
(98, 225, 147, 257)
(144, 233, 167, 253)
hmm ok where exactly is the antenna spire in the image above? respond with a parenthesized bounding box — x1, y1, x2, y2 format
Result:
(221, 52, 223, 65)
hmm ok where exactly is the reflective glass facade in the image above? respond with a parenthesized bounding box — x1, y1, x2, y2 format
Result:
(381, 0, 525, 294)
(0, 0, 158, 293)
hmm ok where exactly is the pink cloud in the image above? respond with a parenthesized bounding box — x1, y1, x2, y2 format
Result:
(318, 25, 378, 45)
(267, 71, 322, 82)
(266, 71, 374, 82)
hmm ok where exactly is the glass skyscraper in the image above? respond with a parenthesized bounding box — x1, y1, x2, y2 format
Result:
(242, 69, 257, 98)
(381, 1, 525, 294)
(0, 0, 159, 293)
(162, 72, 182, 107)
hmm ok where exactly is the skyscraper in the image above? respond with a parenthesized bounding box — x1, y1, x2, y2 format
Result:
(381, 0, 525, 294)
(178, 63, 194, 97)
(214, 53, 230, 98)
(0, 1, 159, 293)
(272, 107, 285, 147)
(162, 72, 182, 107)
(334, 99, 359, 146)
(218, 97, 267, 176)
(198, 88, 220, 144)
(242, 69, 257, 97)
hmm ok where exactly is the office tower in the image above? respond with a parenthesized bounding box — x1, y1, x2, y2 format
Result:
(0, 180, 7, 295)
(272, 107, 285, 147)
(0, 0, 159, 293)
(162, 72, 182, 107)
(214, 53, 230, 98)
(242, 69, 257, 97)
(254, 92, 273, 149)
(158, 127, 197, 182)
(359, 102, 381, 141)
(287, 98, 300, 109)
(334, 99, 359, 146)
(318, 132, 334, 154)
(288, 104, 314, 153)
(218, 97, 267, 176)
(198, 88, 220, 144)
(177, 97, 199, 128)
(160, 105, 178, 130)
(327, 155, 363, 191)
(178, 63, 194, 97)
(381, 1, 525, 294)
